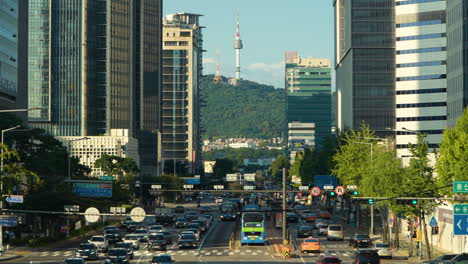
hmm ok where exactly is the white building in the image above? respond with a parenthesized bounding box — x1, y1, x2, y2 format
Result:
(57, 129, 140, 177)
(228, 142, 256, 149)
(288, 122, 315, 161)
(395, 0, 447, 164)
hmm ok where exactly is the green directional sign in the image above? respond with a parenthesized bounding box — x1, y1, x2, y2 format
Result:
(454, 204, 468, 215)
(453, 181, 468, 193)
(99, 175, 114, 181)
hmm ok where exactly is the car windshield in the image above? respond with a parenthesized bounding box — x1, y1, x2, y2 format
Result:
(108, 249, 127, 256)
(79, 244, 95, 250)
(305, 239, 318, 242)
(65, 259, 84, 264)
(91, 237, 104, 242)
(149, 235, 164, 240)
(125, 235, 138, 240)
(329, 226, 342, 231)
(135, 229, 147, 234)
(375, 243, 389, 247)
(115, 243, 131, 248)
(153, 256, 172, 262)
(181, 235, 195, 240)
(356, 235, 370, 239)
(177, 218, 186, 221)
(150, 226, 162, 230)
(300, 226, 311, 230)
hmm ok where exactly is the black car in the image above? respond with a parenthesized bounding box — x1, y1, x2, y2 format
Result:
(349, 234, 372, 248)
(185, 212, 198, 221)
(200, 206, 211, 213)
(186, 223, 202, 232)
(297, 225, 314, 238)
(178, 233, 197, 249)
(75, 243, 98, 260)
(155, 214, 176, 226)
(175, 218, 188, 228)
(150, 255, 174, 264)
(286, 213, 299, 223)
(440, 253, 468, 263)
(191, 220, 208, 233)
(105, 233, 121, 244)
(106, 248, 129, 264)
(148, 234, 167, 251)
(158, 230, 173, 244)
(421, 254, 458, 264)
(114, 242, 134, 260)
(352, 250, 380, 264)
(175, 206, 185, 213)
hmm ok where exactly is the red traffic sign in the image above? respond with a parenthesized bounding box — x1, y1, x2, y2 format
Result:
(335, 185, 346, 196)
(311, 187, 321, 197)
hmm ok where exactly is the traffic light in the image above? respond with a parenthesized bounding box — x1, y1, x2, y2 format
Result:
(351, 191, 359, 196)
(330, 191, 336, 196)
(396, 199, 418, 205)
(368, 199, 374, 205)
(411, 200, 418, 205)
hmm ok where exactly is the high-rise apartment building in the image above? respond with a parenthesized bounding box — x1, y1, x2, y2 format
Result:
(162, 13, 203, 175)
(0, 0, 18, 109)
(285, 52, 331, 148)
(27, 0, 162, 176)
(395, 0, 447, 160)
(447, 0, 468, 126)
(334, 0, 395, 136)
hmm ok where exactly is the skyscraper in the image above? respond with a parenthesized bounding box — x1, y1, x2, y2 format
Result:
(394, 0, 447, 160)
(334, 0, 395, 136)
(447, 0, 468, 126)
(285, 52, 332, 150)
(27, 0, 162, 176)
(162, 13, 203, 175)
(0, 0, 18, 109)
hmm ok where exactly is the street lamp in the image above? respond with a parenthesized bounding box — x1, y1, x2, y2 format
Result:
(67, 137, 90, 182)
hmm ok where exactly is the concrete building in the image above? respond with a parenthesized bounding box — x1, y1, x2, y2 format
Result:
(334, 0, 396, 136)
(0, 0, 18, 109)
(288, 122, 315, 161)
(395, 0, 447, 160)
(162, 13, 203, 175)
(57, 129, 139, 177)
(285, 52, 331, 147)
(447, 0, 468, 126)
(27, 1, 162, 176)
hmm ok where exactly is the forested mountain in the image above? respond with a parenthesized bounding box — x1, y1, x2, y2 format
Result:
(200, 75, 286, 139)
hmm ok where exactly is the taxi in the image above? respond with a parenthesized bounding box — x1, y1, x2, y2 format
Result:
(300, 238, 320, 253)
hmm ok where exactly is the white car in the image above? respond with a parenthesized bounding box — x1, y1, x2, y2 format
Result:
(88, 235, 108, 252)
(123, 234, 140, 249)
(374, 243, 392, 259)
(181, 230, 199, 241)
(215, 197, 223, 204)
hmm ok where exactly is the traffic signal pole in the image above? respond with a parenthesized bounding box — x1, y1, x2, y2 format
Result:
(282, 168, 287, 242)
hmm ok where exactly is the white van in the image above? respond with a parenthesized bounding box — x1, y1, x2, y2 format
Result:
(327, 224, 344, 241)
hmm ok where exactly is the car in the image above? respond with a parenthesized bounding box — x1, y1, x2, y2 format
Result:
(295, 204, 306, 211)
(349, 234, 372, 248)
(297, 225, 314, 238)
(373, 243, 392, 259)
(200, 206, 211, 213)
(286, 213, 299, 223)
(314, 219, 328, 229)
(304, 213, 319, 222)
(319, 210, 331, 219)
(327, 225, 344, 241)
(317, 224, 328, 236)
(215, 197, 223, 204)
(178, 233, 198, 249)
(64, 258, 85, 264)
(175, 206, 185, 213)
(299, 209, 312, 219)
(123, 234, 140, 249)
(185, 212, 198, 221)
(300, 238, 320, 253)
(114, 242, 134, 260)
(124, 221, 138, 232)
(104, 226, 119, 234)
(149, 225, 164, 234)
(316, 256, 342, 263)
(105, 232, 121, 244)
(155, 214, 176, 226)
(191, 220, 208, 233)
(439, 253, 468, 263)
(150, 255, 174, 264)
(352, 249, 380, 264)
(158, 230, 173, 244)
(148, 234, 167, 251)
(187, 222, 203, 232)
(184, 229, 201, 240)
(135, 228, 149, 242)
(421, 254, 459, 264)
(105, 248, 129, 264)
(202, 214, 214, 224)
(88, 235, 108, 252)
(75, 243, 98, 260)
(175, 217, 188, 228)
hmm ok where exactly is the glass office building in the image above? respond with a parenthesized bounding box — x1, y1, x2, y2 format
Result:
(334, 0, 395, 136)
(447, 0, 468, 126)
(0, 0, 18, 109)
(285, 54, 332, 147)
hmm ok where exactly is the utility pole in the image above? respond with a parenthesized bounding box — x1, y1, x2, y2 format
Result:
(370, 203, 375, 235)
(282, 168, 287, 242)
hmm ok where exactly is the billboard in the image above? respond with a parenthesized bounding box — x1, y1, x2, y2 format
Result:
(184, 178, 201, 184)
(72, 183, 112, 197)
(290, 139, 305, 151)
(226, 173, 240, 182)
(244, 173, 256, 182)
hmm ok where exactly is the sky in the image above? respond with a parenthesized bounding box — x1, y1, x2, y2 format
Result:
(164, 0, 334, 88)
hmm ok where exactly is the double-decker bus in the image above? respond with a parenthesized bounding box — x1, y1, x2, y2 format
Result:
(240, 212, 266, 245)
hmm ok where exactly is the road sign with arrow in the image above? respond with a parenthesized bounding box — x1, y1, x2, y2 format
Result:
(453, 204, 468, 235)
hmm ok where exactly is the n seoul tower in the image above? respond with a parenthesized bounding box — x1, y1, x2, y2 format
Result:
(233, 12, 243, 81)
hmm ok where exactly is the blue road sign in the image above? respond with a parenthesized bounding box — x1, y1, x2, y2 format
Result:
(0, 217, 17, 227)
(454, 215, 468, 235)
(5, 195, 23, 203)
(72, 183, 112, 197)
(184, 178, 200, 185)
(429, 216, 438, 227)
